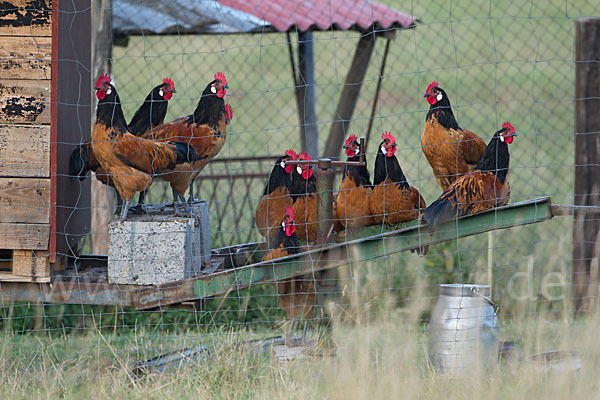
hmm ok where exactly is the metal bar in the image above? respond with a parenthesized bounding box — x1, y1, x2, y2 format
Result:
(551, 204, 600, 216)
(365, 38, 392, 148)
(131, 197, 553, 309)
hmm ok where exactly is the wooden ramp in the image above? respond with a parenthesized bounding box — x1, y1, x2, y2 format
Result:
(0, 197, 555, 308)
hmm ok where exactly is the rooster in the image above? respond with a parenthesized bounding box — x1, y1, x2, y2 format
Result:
(423, 122, 517, 232)
(334, 134, 374, 230)
(255, 150, 297, 242)
(421, 81, 487, 191)
(90, 74, 199, 220)
(369, 131, 426, 226)
(291, 152, 318, 243)
(70, 77, 177, 215)
(128, 77, 176, 136)
(140, 73, 230, 212)
(262, 206, 315, 334)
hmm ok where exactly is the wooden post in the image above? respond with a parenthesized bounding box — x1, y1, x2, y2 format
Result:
(90, 0, 113, 254)
(322, 33, 376, 158)
(298, 32, 319, 160)
(573, 18, 600, 314)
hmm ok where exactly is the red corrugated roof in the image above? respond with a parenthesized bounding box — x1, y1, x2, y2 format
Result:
(217, 0, 415, 32)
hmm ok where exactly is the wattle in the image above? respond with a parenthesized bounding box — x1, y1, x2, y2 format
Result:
(426, 95, 437, 105)
(302, 169, 312, 180)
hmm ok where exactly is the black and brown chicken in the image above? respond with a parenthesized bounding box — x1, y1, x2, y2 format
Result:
(262, 206, 316, 331)
(255, 150, 297, 242)
(423, 122, 517, 232)
(291, 152, 318, 243)
(90, 74, 199, 220)
(333, 134, 374, 231)
(369, 131, 426, 226)
(421, 81, 487, 191)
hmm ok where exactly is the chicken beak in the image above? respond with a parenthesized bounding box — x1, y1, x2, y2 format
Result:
(171, 89, 177, 93)
(342, 145, 349, 149)
(424, 93, 430, 98)
(224, 85, 229, 89)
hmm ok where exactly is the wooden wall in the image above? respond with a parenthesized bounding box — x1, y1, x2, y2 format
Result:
(0, 0, 91, 278)
(0, 0, 53, 260)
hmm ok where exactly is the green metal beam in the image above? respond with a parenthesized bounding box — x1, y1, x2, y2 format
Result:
(132, 197, 553, 309)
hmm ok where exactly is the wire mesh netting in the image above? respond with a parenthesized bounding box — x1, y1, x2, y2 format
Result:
(1, 0, 600, 395)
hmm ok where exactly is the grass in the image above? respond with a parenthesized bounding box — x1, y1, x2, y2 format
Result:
(1, 299, 599, 399)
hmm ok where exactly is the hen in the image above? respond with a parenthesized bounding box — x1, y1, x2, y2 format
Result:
(140, 73, 230, 212)
(128, 77, 176, 136)
(291, 152, 318, 243)
(262, 206, 316, 329)
(423, 122, 517, 232)
(255, 150, 296, 242)
(90, 74, 198, 220)
(334, 135, 374, 230)
(369, 131, 426, 226)
(70, 77, 176, 215)
(421, 81, 487, 191)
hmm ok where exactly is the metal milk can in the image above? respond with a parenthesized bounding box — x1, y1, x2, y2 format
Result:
(428, 284, 498, 375)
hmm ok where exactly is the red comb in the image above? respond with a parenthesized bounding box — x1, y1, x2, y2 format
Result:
(425, 80, 439, 94)
(95, 73, 111, 88)
(225, 104, 233, 121)
(298, 152, 311, 161)
(381, 131, 395, 143)
(345, 134, 358, 147)
(214, 72, 227, 86)
(284, 205, 294, 216)
(285, 149, 297, 160)
(502, 121, 515, 133)
(163, 77, 175, 90)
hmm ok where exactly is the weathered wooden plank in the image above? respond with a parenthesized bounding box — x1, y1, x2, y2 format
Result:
(0, 0, 52, 36)
(0, 36, 51, 79)
(0, 178, 50, 223)
(0, 222, 49, 249)
(0, 271, 50, 282)
(0, 124, 49, 177)
(12, 249, 50, 280)
(0, 79, 50, 124)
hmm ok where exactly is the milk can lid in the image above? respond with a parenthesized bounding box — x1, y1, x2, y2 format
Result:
(440, 283, 491, 297)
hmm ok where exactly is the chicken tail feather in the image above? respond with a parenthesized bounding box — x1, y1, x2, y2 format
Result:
(69, 145, 91, 181)
(168, 141, 202, 164)
(422, 189, 458, 234)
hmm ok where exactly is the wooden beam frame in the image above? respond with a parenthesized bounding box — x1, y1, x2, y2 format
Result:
(573, 18, 600, 314)
(323, 32, 377, 158)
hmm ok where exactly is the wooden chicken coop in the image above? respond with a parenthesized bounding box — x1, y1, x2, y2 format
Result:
(0, 0, 90, 281)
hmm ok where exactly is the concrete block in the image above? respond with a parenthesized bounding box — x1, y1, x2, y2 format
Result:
(108, 201, 211, 285)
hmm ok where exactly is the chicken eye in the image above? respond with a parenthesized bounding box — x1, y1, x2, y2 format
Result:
(211, 86, 217, 94)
